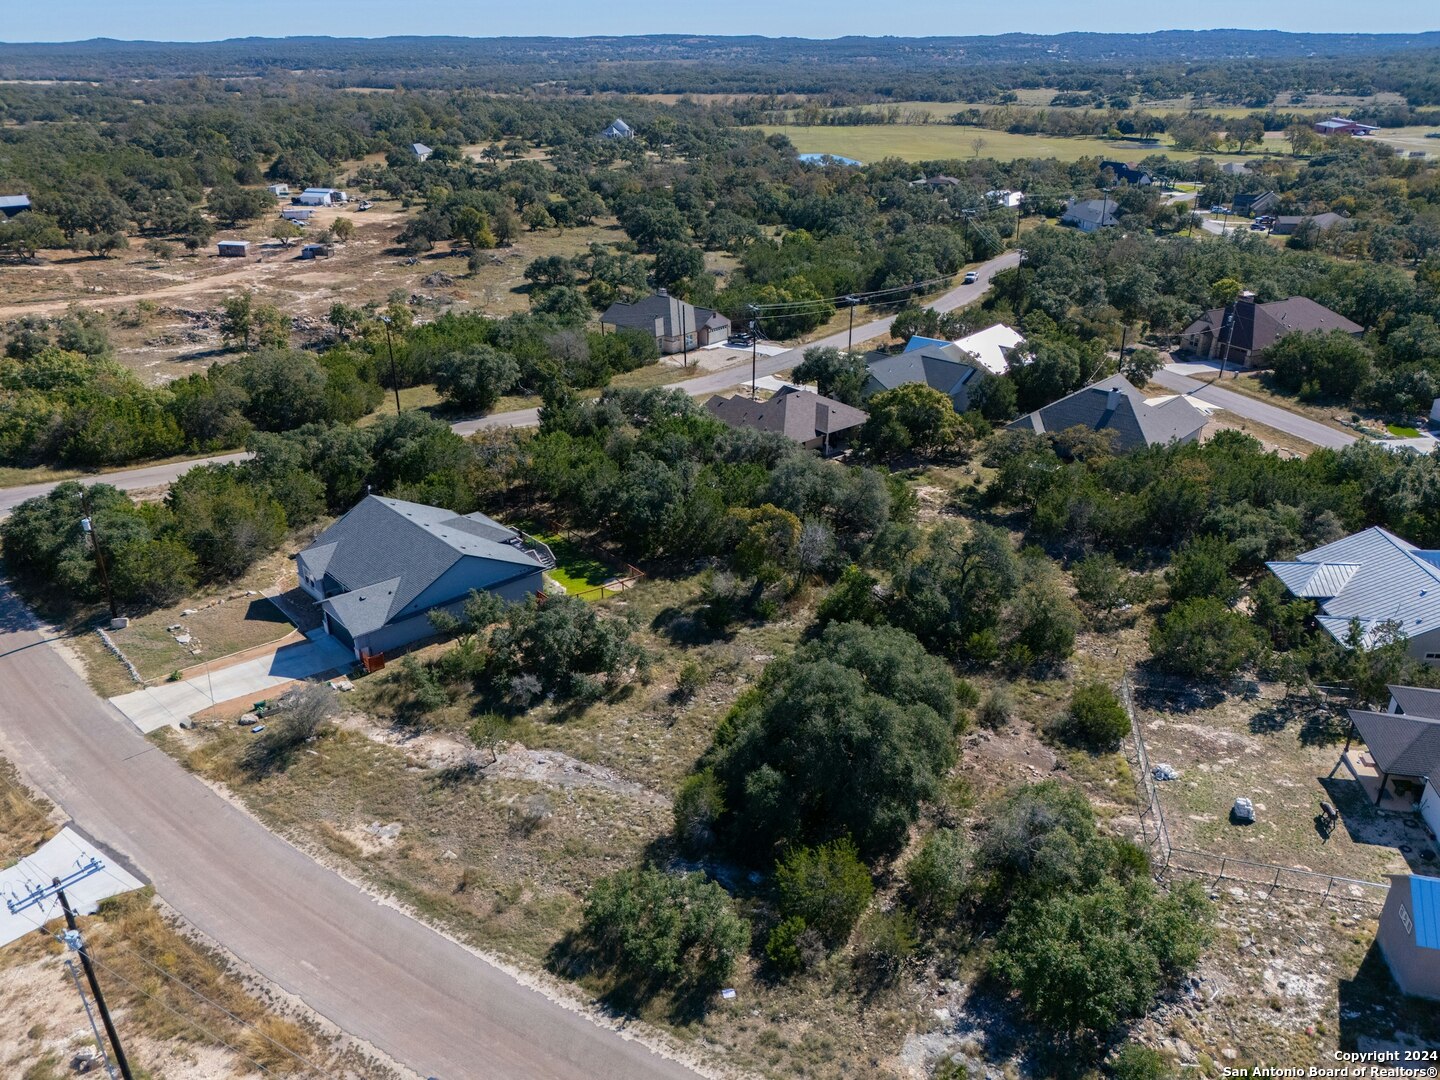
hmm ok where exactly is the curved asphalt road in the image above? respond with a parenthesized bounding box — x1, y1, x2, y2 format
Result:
(0, 251, 1022, 516)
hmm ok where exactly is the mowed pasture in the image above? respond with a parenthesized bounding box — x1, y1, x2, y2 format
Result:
(758, 124, 1276, 163)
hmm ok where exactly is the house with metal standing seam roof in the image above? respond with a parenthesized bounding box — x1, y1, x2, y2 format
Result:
(0, 194, 32, 218)
(296, 496, 553, 661)
(1376, 874, 1440, 1001)
(601, 118, 634, 140)
(1006, 375, 1208, 454)
(1267, 526, 1440, 663)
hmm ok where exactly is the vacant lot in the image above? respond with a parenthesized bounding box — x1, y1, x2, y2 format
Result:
(759, 124, 1272, 164)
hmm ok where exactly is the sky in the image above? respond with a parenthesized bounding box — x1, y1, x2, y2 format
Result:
(0, 0, 1433, 42)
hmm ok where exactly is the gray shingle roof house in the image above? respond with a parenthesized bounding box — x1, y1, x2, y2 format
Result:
(297, 496, 549, 660)
(1267, 526, 1440, 660)
(1377, 874, 1440, 1001)
(0, 194, 32, 218)
(1007, 374, 1208, 454)
(864, 341, 993, 413)
(1179, 292, 1362, 368)
(1099, 160, 1153, 186)
(600, 290, 730, 354)
(411, 142, 433, 161)
(1060, 197, 1119, 232)
(1345, 708, 1440, 792)
(601, 118, 634, 140)
(1270, 212, 1348, 236)
(1232, 190, 1279, 217)
(704, 386, 869, 455)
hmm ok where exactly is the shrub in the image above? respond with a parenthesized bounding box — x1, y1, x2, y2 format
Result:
(580, 867, 750, 992)
(764, 915, 809, 975)
(775, 838, 874, 947)
(977, 687, 1014, 730)
(1165, 535, 1240, 604)
(1057, 682, 1130, 751)
(905, 828, 971, 923)
(673, 769, 726, 856)
(853, 908, 918, 985)
(990, 878, 1210, 1038)
(1111, 1044, 1171, 1080)
(1149, 597, 1262, 679)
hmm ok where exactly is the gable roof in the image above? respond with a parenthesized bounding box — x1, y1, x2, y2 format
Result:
(1060, 198, 1119, 228)
(1389, 684, 1440, 719)
(952, 323, 1025, 376)
(1347, 709, 1440, 778)
(1181, 296, 1362, 354)
(1007, 374, 1207, 453)
(412, 142, 433, 157)
(867, 342, 989, 400)
(1274, 212, 1347, 231)
(704, 387, 868, 444)
(601, 292, 721, 338)
(0, 195, 31, 211)
(602, 118, 633, 137)
(297, 496, 542, 638)
(1267, 526, 1440, 647)
(1100, 160, 1151, 184)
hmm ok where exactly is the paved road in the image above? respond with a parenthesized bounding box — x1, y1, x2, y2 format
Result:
(0, 584, 699, 1080)
(1, 252, 1023, 508)
(1153, 367, 1357, 449)
(0, 452, 252, 517)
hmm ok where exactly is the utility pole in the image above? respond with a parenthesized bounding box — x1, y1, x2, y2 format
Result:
(79, 492, 118, 622)
(844, 296, 859, 353)
(748, 304, 759, 399)
(380, 315, 402, 415)
(65, 959, 117, 1079)
(8, 861, 133, 1080)
(57, 882, 134, 1080)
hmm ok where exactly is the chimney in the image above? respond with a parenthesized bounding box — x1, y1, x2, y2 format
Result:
(1237, 290, 1257, 308)
(1106, 386, 1122, 411)
(656, 288, 668, 297)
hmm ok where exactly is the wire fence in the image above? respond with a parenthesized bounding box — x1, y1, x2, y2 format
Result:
(1120, 673, 1390, 906)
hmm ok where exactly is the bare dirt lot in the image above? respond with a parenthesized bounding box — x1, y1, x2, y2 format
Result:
(1, 202, 631, 388)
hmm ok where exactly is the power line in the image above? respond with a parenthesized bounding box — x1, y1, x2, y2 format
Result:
(106, 938, 330, 1078)
(7, 859, 326, 1080)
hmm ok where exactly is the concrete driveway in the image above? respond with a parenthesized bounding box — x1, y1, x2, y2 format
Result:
(109, 630, 354, 732)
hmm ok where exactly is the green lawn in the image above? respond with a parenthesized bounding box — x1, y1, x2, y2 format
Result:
(1387, 423, 1422, 438)
(517, 523, 625, 598)
(758, 124, 1277, 164)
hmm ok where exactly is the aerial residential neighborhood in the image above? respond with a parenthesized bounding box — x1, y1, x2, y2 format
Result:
(0, 12, 1439, 1080)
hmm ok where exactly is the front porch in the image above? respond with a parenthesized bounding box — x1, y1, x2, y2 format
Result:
(1338, 749, 1424, 812)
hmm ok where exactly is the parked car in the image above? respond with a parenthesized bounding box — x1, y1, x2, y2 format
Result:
(1250, 222, 1267, 230)
(963, 271, 978, 284)
(728, 331, 755, 347)
(1209, 204, 1227, 214)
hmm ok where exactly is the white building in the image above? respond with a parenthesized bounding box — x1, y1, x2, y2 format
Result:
(298, 187, 348, 206)
(266, 183, 290, 196)
(985, 189, 1024, 209)
(952, 323, 1027, 375)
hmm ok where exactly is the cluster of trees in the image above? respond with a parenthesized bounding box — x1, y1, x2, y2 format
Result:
(1, 409, 491, 607)
(993, 222, 1440, 414)
(528, 387, 901, 568)
(986, 427, 1440, 686)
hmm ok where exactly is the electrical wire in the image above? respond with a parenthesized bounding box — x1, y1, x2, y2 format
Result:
(746, 270, 964, 312)
(5, 899, 286, 1079)
(7, 873, 326, 1080)
(105, 936, 331, 1078)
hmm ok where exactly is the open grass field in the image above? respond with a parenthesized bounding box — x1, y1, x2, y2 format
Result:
(759, 124, 1271, 164)
(1368, 125, 1440, 158)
